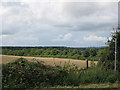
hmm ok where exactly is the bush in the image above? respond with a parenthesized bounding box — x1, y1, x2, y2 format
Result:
(79, 66, 118, 84)
(2, 58, 118, 88)
(106, 72, 118, 83)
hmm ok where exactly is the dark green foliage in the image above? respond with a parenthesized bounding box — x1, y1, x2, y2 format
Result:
(79, 67, 118, 84)
(107, 29, 120, 61)
(2, 58, 55, 88)
(2, 47, 100, 61)
(98, 29, 120, 72)
(2, 58, 118, 88)
(89, 48, 97, 56)
(82, 49, 90, 57)
(106, 74, 117, 83)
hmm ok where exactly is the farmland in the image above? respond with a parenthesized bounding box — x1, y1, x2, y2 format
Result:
(1, 46, 119, 89)
(1, 28, 120, 89)
(1, 55, 97, 69)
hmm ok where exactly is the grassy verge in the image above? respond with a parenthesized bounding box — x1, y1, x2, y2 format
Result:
(51, 82, 118, 88)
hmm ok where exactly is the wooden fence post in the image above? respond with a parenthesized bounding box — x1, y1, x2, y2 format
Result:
(86, 59, 88, 69)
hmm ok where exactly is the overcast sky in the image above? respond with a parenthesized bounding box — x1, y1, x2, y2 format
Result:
(0, 1, 118, 47)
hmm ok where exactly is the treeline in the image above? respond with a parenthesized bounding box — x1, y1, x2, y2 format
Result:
(2, 47, 106, 61)
(1, 46, 86, 50)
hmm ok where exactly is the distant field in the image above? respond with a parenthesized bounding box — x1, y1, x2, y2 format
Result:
(1, 55, 98, 69)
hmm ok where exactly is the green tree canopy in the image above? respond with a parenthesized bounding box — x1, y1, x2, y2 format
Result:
(89, 48, 97, 56)
(82, 49, 90, 57)
(107, 28, 120, 61)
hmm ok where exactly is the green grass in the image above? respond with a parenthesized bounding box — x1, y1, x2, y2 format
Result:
(51, 82, 118, 88)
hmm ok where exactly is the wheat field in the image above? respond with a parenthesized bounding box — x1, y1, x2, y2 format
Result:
(1, 55, 98, 69)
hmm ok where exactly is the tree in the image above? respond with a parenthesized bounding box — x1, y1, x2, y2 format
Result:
(82, 49, 90, 57)
(97, 47, 108, 61)
(89, 48, 97, 56)
(107, 28, 120, 61)
(98, 28, 120, 71)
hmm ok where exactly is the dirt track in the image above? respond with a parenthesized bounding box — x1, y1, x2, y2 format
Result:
(0, 55, 98, 69)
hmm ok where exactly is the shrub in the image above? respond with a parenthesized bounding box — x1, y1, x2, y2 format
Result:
(2, 58, 118, 88)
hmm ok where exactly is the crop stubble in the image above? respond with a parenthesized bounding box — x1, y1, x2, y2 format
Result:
(1, 55, 98, 69)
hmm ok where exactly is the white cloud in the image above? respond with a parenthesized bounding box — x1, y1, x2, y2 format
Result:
(0, 35, 8, 37)
(53, 33, 72, 41)
(108, 36, 112, 41)
(84, 35, 107, 42)
(0, 6, 9, 16)
(1, 2, 117, 47)
(64, 33, 72, 40)
(1, 0, 119, 2)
